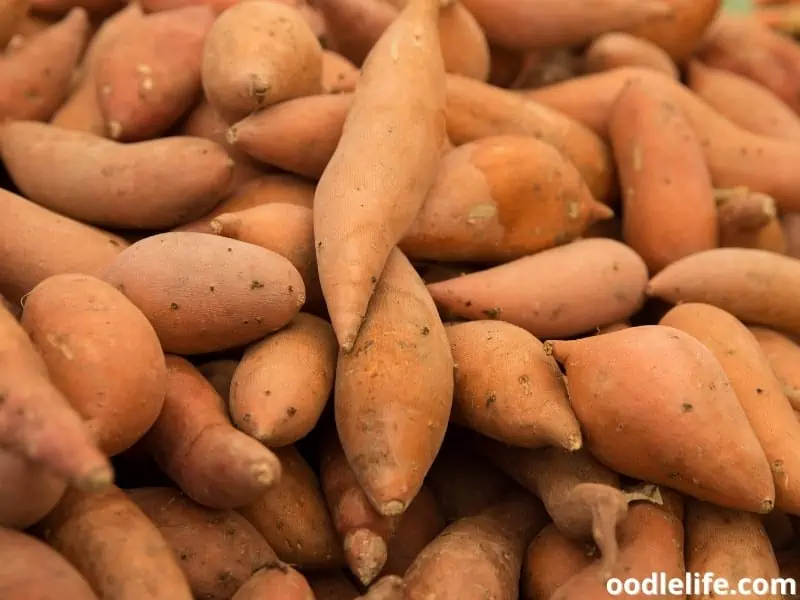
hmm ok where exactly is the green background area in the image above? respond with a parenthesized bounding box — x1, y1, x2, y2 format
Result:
(723, 0, 753, 12)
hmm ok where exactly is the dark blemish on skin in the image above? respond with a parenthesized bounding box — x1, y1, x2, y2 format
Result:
(288, 286, 294, 293)
(681, 403, 693, 413)
(756, 388, 765, 395)
(483, 308, 500, 318)
(178, 550, 190, 561)
(243, 413, 252, 422)
(421, 326, 430, 335)
(218, 571, 233, 582)
(170, 302, 179, 310)
(317, 241, 323, 249)
(264, 390, 271, 396)
(465, 300, 472, 307)
(486, 394, 496, 408)
(255, 317, 263, 325)
(668, 472, 680, 480)
(108, 239, 121, 247)
(0, 394, 4, 407)
(227, 248, 233, 252)
(286, 406, 297, 418)
(371, 276, 377, 284)
(250, 280, 264, 289)
(243, 320, 249, 325)
(209, 286, 215, 292)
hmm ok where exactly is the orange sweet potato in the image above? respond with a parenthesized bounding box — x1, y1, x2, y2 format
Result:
(102, 232, 305, 354)
(94, 6, 214, 141)
(0, 7, 88, 123)
(0, 527, 99, 600)
(784, 212, 800, 258)
(688, 61, 800, 142)
(0, 188, 127, 305)
(609, 78, 717, 273)
(0, 0, 28, 49)
(1, 122, 234, 229)
(38, 486, 193, 600)
(231, 564, 315, 600)
(427, 238, 648, 340)
(750, 326, 800, 410)
(308, 572, 360, 600)
(716, 189, 787, 253)
(521, 524, 595, 600)
(445, 320, 581, 449)
(432, 1, 490, 81)
(322, 49, 359, 94)
(399, 135, 613, 263)
(546, 326, 775, 512)
(0, 302, 112, 489)
(686, 499, 781, 600)
(335, 249, 453, 516)
(0, 449, 65, 529)
(404, 498, 547, 600)
(456, 0, 670, 51)
(596, 321, 631, 335)
(314, 0, 446, 350)
(583, 32, 678, 78)
(143, 356, 282, 509)
(201, 0, 323, 123)
(320, 430, 399, 584)
(238, 445, 344, 569)
(198, 359, 238, 403)
(647, 248, 800, 336)
(660, 303, 800, 513)
(128, 487, 276, 600)
(229, 313, 336, 447)
(358, 575, 404, 600)
(21, 274, 166, 456)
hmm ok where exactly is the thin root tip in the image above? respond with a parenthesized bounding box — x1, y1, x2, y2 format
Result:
(378, 499, 406, 517)
(344, 530, 388, 586)
(74, 464, 115, 492)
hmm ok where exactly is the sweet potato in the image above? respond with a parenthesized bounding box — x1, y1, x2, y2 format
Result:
(231, 564, 315, 600)
(30, 0, 122, 16)
(320, 430, 399, 584)
(128, 487, 275, 600)
(38, 486, 193, 600)
(455, 0, 670, 51)
(660, 303, 800, 513)
(201, 0, 323, 123)
(583, 33, 678, 78)
(0, 449, 65, 529)
(785, 212, 800, 258)
(0, 527, 99, 600)
(432, 1, 490, 81)
(21, 274, 166, 456)
(716, 188, 787, 253)
(358, 575, 404, 600)
(227, 93, 351, 180)
(550, 489, 685, 600)
(0, 302, 112, 489)
(322, 49, 359, 94)
(0, 7, 88, 123)
(102, 232, 305, 354)
(427, 238, 648, 340)
(382, 484, 445, 576)
(238, 445, 344, 569)
(314, 0, 446, 350)
(335, 249, 454, 516)
(2, 122, 234, 229)
(647, 248, 800, 336)
(94, 6, 214, 141)
(750, 326, 800, 410)
(445, 320, 581, 449)
(143, 356, 282, 509)
(609, 78, 717, 273)
(545, 326, 775, 512)
(404, 498, 546, 600)
(521, 525, 595, 600)
(475, 440, 627, 578)
(686, 499, 781, 600)
(0, 0, 28, 49)
(0, 188, 128, 304)
(687, 61, 800, 142)
(596, 321, 631, 335)
(399, 135, 613, 263)
(198, 359, 238, 403)
(230, 313, 336, 447)
(308, 572, 360, 600)
(445, 75, 612, 203)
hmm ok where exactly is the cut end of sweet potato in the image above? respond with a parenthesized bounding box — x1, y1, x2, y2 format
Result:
(344, 528, 389, 586)
(761, 498, 776, 514)
(72, 463, 115, 492)
(561, 433, 583, 452)
(378, 499, 407, 517)
(250, 452, 282, 488)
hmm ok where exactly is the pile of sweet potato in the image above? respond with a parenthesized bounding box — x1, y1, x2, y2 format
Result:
(4, 0, 800, 598)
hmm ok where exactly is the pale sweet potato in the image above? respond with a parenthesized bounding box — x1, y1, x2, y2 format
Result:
(0, 449, 65, 529)
(750, 326, 800, 410)
(583, 32, 678, 78)
(521, 525, 595, 600)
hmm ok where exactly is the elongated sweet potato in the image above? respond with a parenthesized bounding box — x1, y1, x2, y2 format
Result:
(202, 0, 323, 122)
(660, 303, 800, 513)
(427, 238, 648, 340)
(230, 313, 336, 447)
(336, 249, 453, 516)
(102, 232, 305, 354)
(445, 321, 581, 449)
(688, 61, 800, 142)
(143, 356, 281, 509)
(399, 135, 613, 263)
(404, 498, 547, 600)
(0, 188, 127, 304)
(238, 445, 344, 569)
(686, 499, 781, 600)
(231, 564, 315, 600)
(546, 326, 775, 512)
(522, 524, 595, 600)
(320, 430, 399, 584)
(647, 248, 800, 336)
(322, 50, 359, 94)
(0, 7, 88, 123)
(314, 0, 447, 350)
(308, 572, 360, 600)
(21, 274, 166, 456)
(0, 0, 28, 48)
(750, 326, 800, 410)
(38, 486, 193, 600)
(0, 527, 99, 600)
(94, 6, 214, 141)
(0, 302, 112, 489)
(610, 78, 717, 273)
(0, 449, 65, 529)
(456, 0, 670, 51)
(583, 32, 678, 78)
(128, 487, 275, 600)
(432, 1, 490, 81)
(382, 484, 445, 576)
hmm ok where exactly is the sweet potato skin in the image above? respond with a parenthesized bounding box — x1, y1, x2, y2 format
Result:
(0, 0, 29, 48)
(521, 524, 595, 600)
(322, 49, 359, 93)
(750, 326, 800, 411)
(231, 564, 315, 600)
(583, 32, 678, 78)
(0, 449, 66, 529)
